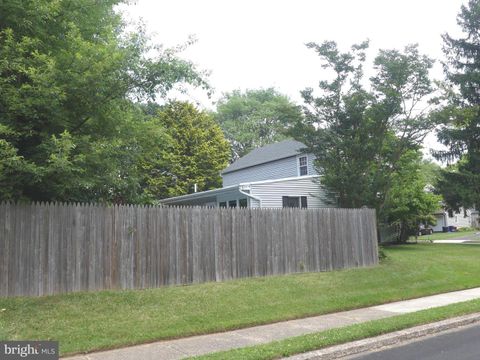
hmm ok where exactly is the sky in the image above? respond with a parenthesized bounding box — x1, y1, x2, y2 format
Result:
(120, 0, 468, 158)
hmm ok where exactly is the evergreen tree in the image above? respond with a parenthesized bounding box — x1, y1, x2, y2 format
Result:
(433, 0, 480, 210)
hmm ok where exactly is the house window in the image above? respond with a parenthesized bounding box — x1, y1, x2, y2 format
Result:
(228, 200, 237, 208)
(219, 202, 227, 208)
(301, 196, 308, 209)
(239, 198, 248, 208)
(282, 196, 307, 209)
(299, 156, 308, 176)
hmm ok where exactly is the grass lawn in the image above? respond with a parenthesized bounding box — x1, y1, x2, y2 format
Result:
(1, 244, 480, 356)
(410, 230, 478, 241)
(194, 299, 480, 360)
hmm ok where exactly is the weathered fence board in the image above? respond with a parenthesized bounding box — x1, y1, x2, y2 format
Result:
(0, 202, 378, 297)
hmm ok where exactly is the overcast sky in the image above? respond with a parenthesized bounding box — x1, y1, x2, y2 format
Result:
(120, 0, 468, 158)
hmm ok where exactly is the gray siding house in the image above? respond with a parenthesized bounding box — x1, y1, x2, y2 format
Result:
(161, 139, 329, 209)
(431, 208, 479, 232)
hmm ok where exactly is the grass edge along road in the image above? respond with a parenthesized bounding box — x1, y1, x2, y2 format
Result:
(193, 299, 480, 360)
(1, 243, 480, 356)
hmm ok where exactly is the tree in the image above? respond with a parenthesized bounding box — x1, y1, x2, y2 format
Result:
(0, 0, 207, 203)
(433, 0, 480, 210)
(292, 41, 437, 239)
(150, 102, 230, 198)
(383, 152, 442, 240)
(420, 160, 442, 187)
(214, 88, 303, 160)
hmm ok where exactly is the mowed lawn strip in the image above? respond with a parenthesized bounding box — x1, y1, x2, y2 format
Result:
(1, 244, 480, 355)
(193, 299, 480, 360)
(411, 230, 478, 241)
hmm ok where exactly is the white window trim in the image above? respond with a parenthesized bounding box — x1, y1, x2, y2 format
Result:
(282, 195, 308, 209)
(297, 154, 308, 176)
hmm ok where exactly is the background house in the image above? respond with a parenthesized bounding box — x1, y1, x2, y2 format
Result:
(431, 207, 479, 232)
(161, 139, 330, 208)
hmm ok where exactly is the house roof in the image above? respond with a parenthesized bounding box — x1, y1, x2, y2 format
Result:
(161, 185, 239, 205)
(222, 139, 307, 175)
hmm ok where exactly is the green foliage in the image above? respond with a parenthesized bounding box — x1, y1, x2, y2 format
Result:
(152, 102, 230, 198)
(0, 0, 207, 203)
(215, 88, 303, 160)
(420, 160, 442, 186)
(0, 133, 33, 201)
(378, 246, 388, 261)
(384, 152, 442, 239)
(433, 0, 480, 210)
(457, 227, 478, 232)
(293, 41, 437, 234)
(435, 158, 478, 212)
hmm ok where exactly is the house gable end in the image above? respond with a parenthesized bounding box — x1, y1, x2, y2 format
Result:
(222, 153, 317, 187)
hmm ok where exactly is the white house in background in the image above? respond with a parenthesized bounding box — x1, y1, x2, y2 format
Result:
(161, 139, 330, 208)
(431, 207, 479, 232)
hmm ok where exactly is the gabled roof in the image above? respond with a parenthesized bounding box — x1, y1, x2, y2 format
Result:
(222, 139, 307, 175)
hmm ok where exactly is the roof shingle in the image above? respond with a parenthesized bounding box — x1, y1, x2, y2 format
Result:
(222, 139, 306, 174)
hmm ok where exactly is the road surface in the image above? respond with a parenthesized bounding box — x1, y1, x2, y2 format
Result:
(351, 323, 480, 360)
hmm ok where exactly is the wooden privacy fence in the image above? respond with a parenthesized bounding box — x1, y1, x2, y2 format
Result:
(0, 202, 378, 297)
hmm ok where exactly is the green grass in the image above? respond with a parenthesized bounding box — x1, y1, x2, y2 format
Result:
(411, 230, 478, 241)
(1, 244, 480, 356)
(193, 299, 480, 360)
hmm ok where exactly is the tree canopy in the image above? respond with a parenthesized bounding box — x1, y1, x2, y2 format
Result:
(292, 41, 439, 240)
(214, 88, 303, 160)
(1, 0, 468, 224)
(147, 101, 230, 198)
(0, 0, 210, 203)
(433, 0, 480, 210)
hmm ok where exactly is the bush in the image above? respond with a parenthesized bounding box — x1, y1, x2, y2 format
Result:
(378, 246, 388, 261)
(458, 227, 478, 232)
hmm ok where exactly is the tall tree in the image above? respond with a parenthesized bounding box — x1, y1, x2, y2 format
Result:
(293, 41, 437, 238)
(215, 88, 303, 160)
(433, 0, 480, 210)
(0, 0, 207, 203)
(151, 102, 230, 198)
(420, 160, 442, 187)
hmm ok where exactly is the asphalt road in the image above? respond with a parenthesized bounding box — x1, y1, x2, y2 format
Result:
(351, 324, 480, 360)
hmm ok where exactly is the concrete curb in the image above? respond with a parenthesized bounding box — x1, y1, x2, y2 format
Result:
(285, 312, 480, 359)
